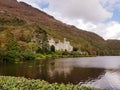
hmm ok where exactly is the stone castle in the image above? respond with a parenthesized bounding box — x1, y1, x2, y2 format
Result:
(48, 38, 73, 52)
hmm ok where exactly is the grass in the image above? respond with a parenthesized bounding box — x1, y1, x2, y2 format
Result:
(0, 76, 101, 90)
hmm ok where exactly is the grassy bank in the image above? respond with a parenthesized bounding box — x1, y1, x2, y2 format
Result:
(35, 51, 92, 60)
(0, 76, 100, 90)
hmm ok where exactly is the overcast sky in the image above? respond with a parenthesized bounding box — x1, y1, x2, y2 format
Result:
(17, 0, 120, 40)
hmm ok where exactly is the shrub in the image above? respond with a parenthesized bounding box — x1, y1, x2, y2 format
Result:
(35, 53, 46, 59)
(0, 76, 100, 90)
(21, 51, 35, 60)
(5, 50, 20, 62)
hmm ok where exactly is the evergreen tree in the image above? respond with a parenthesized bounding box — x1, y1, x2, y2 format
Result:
(50, 45, 55, 52)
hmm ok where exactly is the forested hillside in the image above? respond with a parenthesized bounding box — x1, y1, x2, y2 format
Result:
(0, 0, 120, 62)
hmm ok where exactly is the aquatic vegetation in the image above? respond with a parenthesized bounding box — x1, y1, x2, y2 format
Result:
(0, 76, 100, 90)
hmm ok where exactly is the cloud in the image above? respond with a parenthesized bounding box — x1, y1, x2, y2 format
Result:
(18, 0, 112, 22)
(88, 21, 120, 40)
(100, 0, 120, 11)
(47, 0, 113, 22)
(104, 22, 120, 39)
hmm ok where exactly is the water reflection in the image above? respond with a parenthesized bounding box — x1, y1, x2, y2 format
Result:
(55, 56, 120, 70)
(47, 60, 104, 84)
(85, 70, 120, 90)
(50, 56, 120, 89)
(0, 56, 120, 89)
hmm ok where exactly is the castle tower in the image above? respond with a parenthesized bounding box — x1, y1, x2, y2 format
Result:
(64, 38, 66, 43)
(49, 38, 55, 46)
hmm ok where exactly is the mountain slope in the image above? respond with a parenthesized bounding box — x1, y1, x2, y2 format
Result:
(0, 0, 120, 55)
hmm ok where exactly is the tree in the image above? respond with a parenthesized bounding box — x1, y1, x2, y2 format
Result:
(5, 50, 19, 62)
(0, 48, 6, 62)
(5, 30, 17, 50)
(50, 45, 55, 52)
(4, 30, 20, 62)
(18, 41, 27, 53)
(21, 51, 35, 60)
(28, 42, 38, 53)
(73, 47, 78, 51)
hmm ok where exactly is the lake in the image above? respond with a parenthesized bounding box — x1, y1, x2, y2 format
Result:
(0, 56, 120, 89)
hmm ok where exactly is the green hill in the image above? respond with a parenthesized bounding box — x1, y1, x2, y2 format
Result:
(0, 0, 120, 61)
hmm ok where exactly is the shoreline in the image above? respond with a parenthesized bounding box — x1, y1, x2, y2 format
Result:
(0, 76, 101, 90)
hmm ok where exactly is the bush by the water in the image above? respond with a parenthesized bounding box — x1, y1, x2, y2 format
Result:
(0, 76, 100, 90)
(21, 51, 35, 60)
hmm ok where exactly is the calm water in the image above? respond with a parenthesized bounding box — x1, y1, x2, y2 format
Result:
(0, 56, 120, 89)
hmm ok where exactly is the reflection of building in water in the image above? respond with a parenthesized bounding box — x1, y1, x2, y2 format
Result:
(48, 61, 73, 78)
(48, 38, 73, 52)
